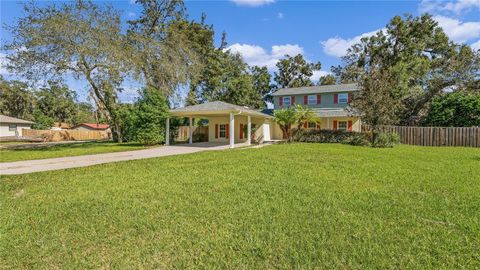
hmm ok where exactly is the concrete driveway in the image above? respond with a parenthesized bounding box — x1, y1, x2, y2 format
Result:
(0, 142, 250, 175)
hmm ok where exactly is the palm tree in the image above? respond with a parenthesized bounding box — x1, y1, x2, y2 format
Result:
(274, 105, 319, 142)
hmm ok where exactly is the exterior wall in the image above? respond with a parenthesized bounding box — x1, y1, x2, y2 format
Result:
(318, 117, 361, 132)
(273, 92, 353, 110)
(73, 126, 95, 131)
(0, 123, 31, 137)
(205, 115, 273, 143)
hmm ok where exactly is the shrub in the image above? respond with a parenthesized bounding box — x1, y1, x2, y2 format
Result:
(135, 125, 164, 145)
(293, 129, 370, 146)
(373, 131, 400, 148)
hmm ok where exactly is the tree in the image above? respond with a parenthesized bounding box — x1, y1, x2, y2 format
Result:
(335, 14, 480, 125)
(273, 105, 318, 142)
(274, 54, 321, 88)
(35, 81, 78, 124)
(318, 74, 336, 85)
(127, 0, 201, 99)
(123, 87, 170, 145)
(250, 66, 274, 104)
(423, 92, 480, 127)
(0, 77, 35, 120)
(5, 0, 129, 141)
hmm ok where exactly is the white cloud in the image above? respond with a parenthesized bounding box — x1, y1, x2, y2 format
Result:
(277, 12, 284, 19)
(471, 40, 480, 50)
(420, 0, 480, 14)
(226, 43, 303, 69)
(230, 0, 274, 7)
(321, 29, 381, 58)
(310, 70, 331, 82)
(434, 15, 480, 43)
(127, 12, 136, 17)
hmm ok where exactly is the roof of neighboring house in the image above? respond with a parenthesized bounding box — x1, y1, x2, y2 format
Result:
(271, 83, 358, 96)
(0, 115, 35, 125)
(311, 108, 361, 117)
(170, 101, 274, 118)
(75, 123, 110, 130)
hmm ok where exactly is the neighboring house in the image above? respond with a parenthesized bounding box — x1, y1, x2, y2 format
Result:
(72, 123, 110, 131)
(168, 83, 362, 148)
(271, 83, 361, 132)
(0, 115, 34, 137)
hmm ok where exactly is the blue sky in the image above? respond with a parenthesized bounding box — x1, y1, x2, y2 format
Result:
(1, 0, 479, 104)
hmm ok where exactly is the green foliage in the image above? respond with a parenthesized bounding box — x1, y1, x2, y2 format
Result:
(274, 105, 319, 142)
(373, 131, 400, 148)
(318, 74, 336, 85)
(35, 81, 79, 124)
(423, 92, 480, 127)
(336, 14, 480, 125)
(31, 110, 54, 130)
(2, 144, 479, 268)
(0, 77, 35, 120)
(293, 129, 370, 145)
(274, 54, 321, 88)
(121, 87, 169, 145)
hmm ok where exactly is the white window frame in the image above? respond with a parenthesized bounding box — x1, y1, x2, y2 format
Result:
(219, 124, 226, 138)
(338, 93, 348, 104)
(338, 121, 347, 130)
(307, 122, 317, 129)
(8, 124, 17, 131)
(308, 95, 316, 105)
(282, 96, 291, 106)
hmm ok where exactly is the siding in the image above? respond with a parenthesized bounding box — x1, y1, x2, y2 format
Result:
(273, 92, 351, 109)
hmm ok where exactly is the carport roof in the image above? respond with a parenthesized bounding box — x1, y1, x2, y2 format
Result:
(170, 101, 273, 118)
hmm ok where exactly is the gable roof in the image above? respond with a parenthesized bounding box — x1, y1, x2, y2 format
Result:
(170, 101, 273, 118)
(271, 83, 358, 96)
(75, 123, 110, 130)
(0, 115, 35, 125)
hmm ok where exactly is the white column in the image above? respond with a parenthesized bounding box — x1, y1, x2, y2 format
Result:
(189, 117, 193, 144)
(247, 115, 251, 145)
(165, 117, 170, 145)
(229, 112, 234, 148)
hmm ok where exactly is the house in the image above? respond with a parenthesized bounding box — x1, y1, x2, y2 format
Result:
(72, 123, 110, 131)
(0, 115, 34, 137)
(271, 83, 361, 132)
(167, 83, 361, 148)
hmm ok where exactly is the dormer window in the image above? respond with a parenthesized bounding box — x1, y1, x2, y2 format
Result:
(338, 93, 348, 104)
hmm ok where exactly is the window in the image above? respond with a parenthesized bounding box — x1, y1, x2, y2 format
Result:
(308, 95, 316, 105)
(282, 96, 291, 106)
(338, 121, 347, 130)
(8, 124, 17, 131)
(338, 93, 348, 104)
(219, 124, 226, 138)
(308, 122, 317, 129)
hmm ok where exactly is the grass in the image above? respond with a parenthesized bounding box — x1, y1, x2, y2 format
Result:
(0, 141, 148, 162)
(1, 143, 479, 268)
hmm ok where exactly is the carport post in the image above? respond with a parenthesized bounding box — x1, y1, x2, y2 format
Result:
(165, 117, 170, 146)
(247, 116, 251, 145)
(189, 117, 193, 144)
(229, 112, 234, 148)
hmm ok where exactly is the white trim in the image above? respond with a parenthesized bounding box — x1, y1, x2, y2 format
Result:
(189, 117, 193, 144)
(338, 120, 347, 130)
(229, 112, 234, 148)
(338, 93, 348, 104)
(283, 96, 291, 106)
(307, 95, 316, 105)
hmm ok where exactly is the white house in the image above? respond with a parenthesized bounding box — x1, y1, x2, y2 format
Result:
(0, 115, 34, 137)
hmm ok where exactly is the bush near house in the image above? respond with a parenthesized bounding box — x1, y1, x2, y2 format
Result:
(293, 129, 371, 145)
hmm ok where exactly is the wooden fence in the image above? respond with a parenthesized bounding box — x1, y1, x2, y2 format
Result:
(361, 125, 480, 147)
(176, 126, 208, 142)
(22, 129, 111, 142)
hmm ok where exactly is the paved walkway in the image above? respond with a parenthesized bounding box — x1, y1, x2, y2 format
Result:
(0, 142, 251, 175)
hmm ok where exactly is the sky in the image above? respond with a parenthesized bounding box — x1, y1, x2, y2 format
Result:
(1, 0, 479, 104)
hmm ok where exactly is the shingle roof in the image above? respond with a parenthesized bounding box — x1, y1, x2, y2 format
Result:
(0, 115, 35, 124)
(311, 108, 361, 117)
(170, 101, 273, 118)
(271, 83, 358, 96)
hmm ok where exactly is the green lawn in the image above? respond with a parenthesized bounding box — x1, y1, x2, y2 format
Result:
(1, 144, 479, 268)
(0, 142, 147, 162)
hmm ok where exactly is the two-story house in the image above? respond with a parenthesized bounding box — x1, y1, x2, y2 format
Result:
(271, 83, 361, 132)
(167, 83, 361, 148)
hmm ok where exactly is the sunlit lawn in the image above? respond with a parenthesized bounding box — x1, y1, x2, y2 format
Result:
(0, 142, 148, 162)
(1, 143, 479, 268)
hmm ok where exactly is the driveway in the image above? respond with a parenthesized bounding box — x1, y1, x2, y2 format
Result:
(0, 142, 250, 175)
